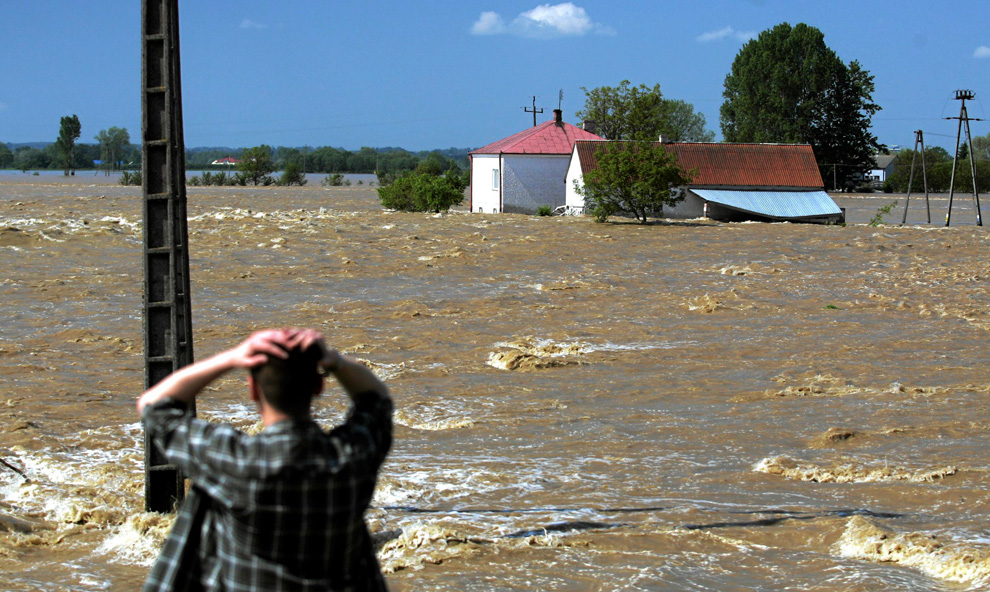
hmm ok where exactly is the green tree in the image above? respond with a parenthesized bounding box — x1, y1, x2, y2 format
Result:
(15, 146, 51, 171)
(377, 170, 465, 213)
(576, 80, 714, 142)
(576, 141, 695, 224)
(95, 127, 131, 175)
(277, 162, 307, 186)
(237, 145, 276, 185)
(885, 147, 952, 192)
(56, 114, 82, 175)
(720, 23, 882, 187)
(974, 132, 990, 163)
(0, 143, 13, 168)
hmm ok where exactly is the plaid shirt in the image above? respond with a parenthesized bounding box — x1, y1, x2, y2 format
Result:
(142, 392, 392, 591)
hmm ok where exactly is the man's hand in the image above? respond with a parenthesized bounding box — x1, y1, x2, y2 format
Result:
(226, 329, 293, 369)
(283, 328, 340, 372)
(137, 329, 291, 415)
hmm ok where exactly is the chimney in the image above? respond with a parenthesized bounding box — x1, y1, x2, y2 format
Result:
(658, 134, 666, 144)
(553, 108, 563, 126)
(582, 120, 598, 135)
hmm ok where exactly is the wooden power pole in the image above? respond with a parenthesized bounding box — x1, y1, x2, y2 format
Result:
(945, 90, 983, 227)
(141, 0, 195, 513)
(523, 96, 543, 127)
(901, 130, 932, 225)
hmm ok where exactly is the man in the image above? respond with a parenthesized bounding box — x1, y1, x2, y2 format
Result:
(138, 328, 393, 591)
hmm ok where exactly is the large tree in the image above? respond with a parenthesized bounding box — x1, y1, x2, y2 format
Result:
(0, 143, 13, 168)
(720, 23, 882, 187)
(576, 141, 695, 224)
(576, 80, 714, 142)
(238, 145, 277, 185)
(56, 114, 82, 175)
(94, 127, 131, 175)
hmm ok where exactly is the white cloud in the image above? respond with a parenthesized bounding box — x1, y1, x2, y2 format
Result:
(471, 3, 612, 38)
(697, 26, 756, 43)
(471, 11, 506, 35)
(239, 18, 268, 30)
(975, 46, 990, 58)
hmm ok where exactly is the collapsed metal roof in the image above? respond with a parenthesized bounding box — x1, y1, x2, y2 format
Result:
(691, 189, 842, 221)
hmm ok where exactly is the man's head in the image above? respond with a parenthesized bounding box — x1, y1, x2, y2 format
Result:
(249, 343, 323, 418)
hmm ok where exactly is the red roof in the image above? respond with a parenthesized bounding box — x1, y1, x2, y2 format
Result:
(472, 118, 604, 156)
(574, 141, 825, 188)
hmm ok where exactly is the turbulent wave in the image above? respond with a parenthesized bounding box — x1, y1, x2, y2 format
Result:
(486, 337, 689, 371)
(755, 456, 958, 483)
(838, 516, 990, 587)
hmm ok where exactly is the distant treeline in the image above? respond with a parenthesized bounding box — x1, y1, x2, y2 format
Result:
(0, 142, 473, 174)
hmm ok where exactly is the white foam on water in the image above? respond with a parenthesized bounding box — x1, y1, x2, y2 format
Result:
(754, 456, 958, 483)
(487, 336, 695, 370)
(837, 516, 990, 587)
(96, 513, 174, 568)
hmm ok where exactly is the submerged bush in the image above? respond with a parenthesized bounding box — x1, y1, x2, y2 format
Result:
(377, 170, 464, 213)
(119, 170, 142, 186)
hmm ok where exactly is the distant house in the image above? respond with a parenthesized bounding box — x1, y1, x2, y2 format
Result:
(211, 156, 240, 166)
(868, 153, 898, 186)
(565, 141, 843, 224)
(469, 109, 603, 214)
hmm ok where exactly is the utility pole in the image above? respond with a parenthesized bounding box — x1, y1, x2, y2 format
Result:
(901, 130, 932, 225)
(141, 0, 194, 512)
(523, 96, 543, 127)
(945, 90, 983, 227)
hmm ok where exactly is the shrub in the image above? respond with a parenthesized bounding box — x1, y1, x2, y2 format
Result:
(119, 170, 142, 186)
(537, 205, 553, 216)
(377, 170, 465, 213)
(277, 163, 307, 186)
(322, 173, 345, 187)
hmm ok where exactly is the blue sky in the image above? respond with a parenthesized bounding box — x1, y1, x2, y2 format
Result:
(1, 1, 988, 152)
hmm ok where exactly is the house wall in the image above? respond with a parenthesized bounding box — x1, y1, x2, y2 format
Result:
(502, 155, 569, 214)
(470, 154, 501, 213)
(664, 188, 705, 219)
(564, 146, 585, 212)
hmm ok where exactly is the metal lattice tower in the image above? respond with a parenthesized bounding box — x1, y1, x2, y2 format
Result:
(142, 0, 194, 513)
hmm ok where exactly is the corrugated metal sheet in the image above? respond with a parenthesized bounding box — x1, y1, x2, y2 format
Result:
(692, 189, 841, 220)
(574, 141, 825, 188)
(472, 120, 603, 155)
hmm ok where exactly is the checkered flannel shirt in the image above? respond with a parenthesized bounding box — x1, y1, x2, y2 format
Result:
(141, 391, 393, 592)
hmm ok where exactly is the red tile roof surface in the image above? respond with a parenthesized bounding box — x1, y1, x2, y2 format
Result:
(472, 119, 604, 155)
(575, 141, 825, 188)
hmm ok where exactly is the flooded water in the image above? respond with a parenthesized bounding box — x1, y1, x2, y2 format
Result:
(2, 174, 990, 590)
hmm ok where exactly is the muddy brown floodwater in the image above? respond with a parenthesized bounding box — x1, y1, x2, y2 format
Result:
(2, 174, 990, 590)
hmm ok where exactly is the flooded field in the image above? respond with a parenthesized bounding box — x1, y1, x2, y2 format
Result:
(2, 174, 990, 590)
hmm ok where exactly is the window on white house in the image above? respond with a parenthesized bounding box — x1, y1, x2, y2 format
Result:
(492, 169, 499, 190)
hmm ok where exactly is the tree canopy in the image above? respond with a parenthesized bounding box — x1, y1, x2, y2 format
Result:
(237, 145, 277, 185)
(0, 143, 13, 168)
(94, 127, 130, 175)
(576, 141, 695, 223)
(576, 80, 714, 142)
(56, 114, 81, 175)
(377, 169, 465, 213)
(720, 23, 883, 187)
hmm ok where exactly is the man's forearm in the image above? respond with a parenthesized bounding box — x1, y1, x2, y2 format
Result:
(325, 350, 390, 402)
(136, 350, 235, 414)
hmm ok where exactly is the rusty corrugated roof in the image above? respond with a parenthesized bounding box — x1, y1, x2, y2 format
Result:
(574, 141, 825, 188)
(472, 119, 604, 156)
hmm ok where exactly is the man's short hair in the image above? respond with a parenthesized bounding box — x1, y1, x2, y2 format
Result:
(250, 344, 323, 417)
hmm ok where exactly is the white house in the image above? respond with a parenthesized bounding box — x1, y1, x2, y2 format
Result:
(566, 140, 843, 224)
(470, 109, 603, 214)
